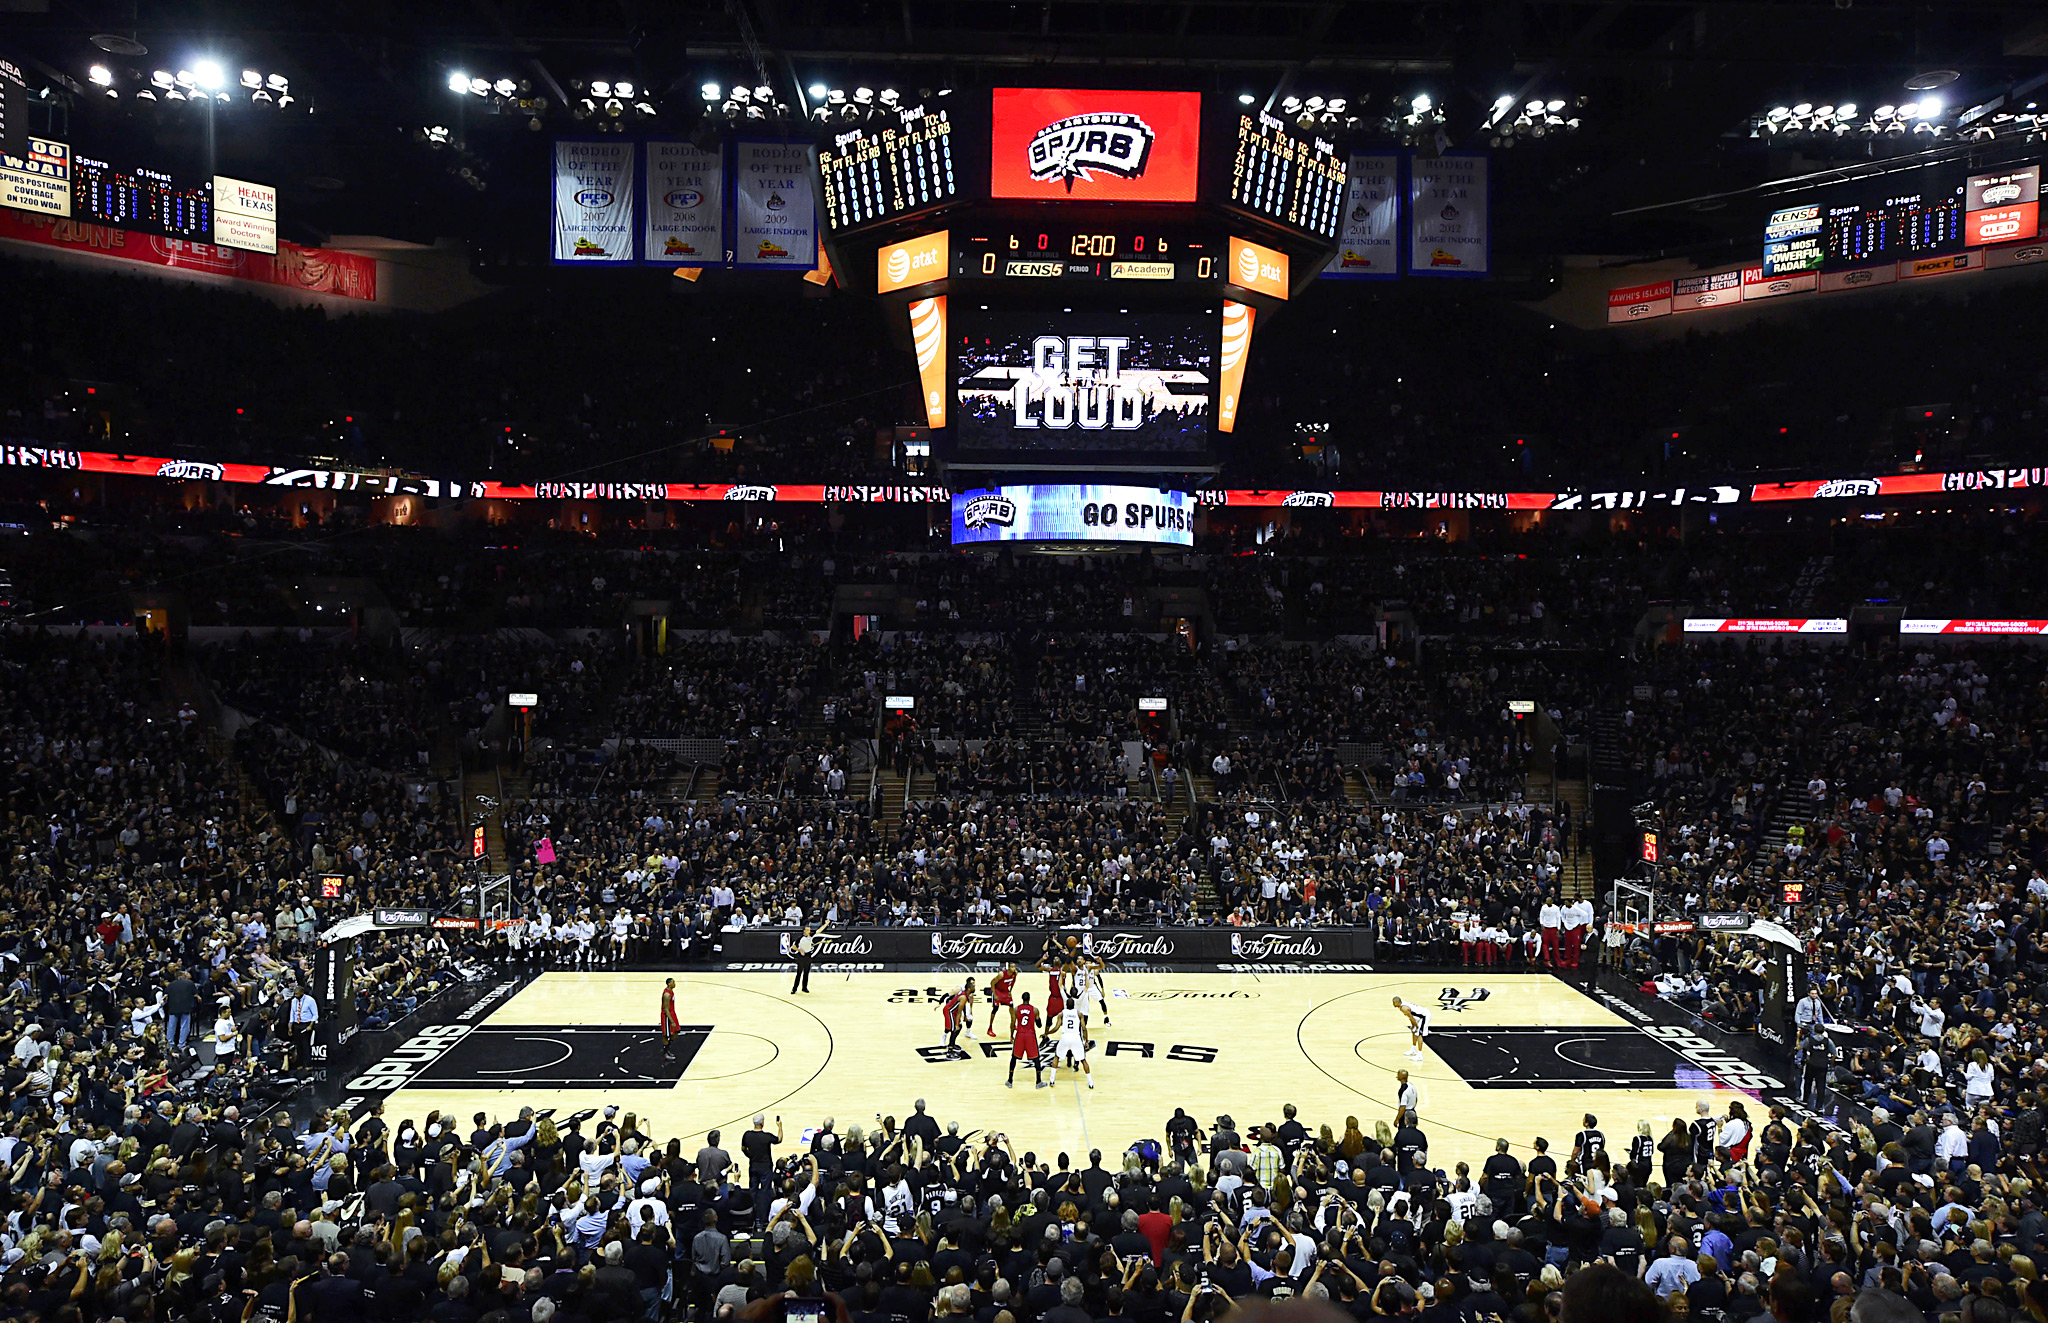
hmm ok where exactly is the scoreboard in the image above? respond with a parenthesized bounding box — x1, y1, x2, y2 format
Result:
(815, 87, 1341, 477)
(1821, 175, 1965, 268)
(1760, 166, 1972, 273)
(818, 102, 958, 234)
(1223, 110, 1345, 239)
(73, 153, 212, 241)
(952, 224, 1225, 282)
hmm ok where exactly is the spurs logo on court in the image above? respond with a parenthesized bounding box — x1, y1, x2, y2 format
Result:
(1436, 986, 1492, 1011)
(1229, 932, 1325, 961)
(1086, 932, 1176, 959)
(932, 930, 1027, 959)
(780, 932, 874, 957)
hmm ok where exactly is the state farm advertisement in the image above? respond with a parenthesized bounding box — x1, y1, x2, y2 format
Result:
(989, 88, 1200, 203)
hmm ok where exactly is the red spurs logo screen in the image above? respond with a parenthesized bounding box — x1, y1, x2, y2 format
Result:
(990, 88, 1201, 203)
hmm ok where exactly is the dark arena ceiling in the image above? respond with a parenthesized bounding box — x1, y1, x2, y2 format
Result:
(5, 1, 2046, 268)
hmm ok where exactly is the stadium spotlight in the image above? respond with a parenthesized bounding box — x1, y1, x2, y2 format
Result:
(701, 82, 720, 101)
(89, 64, 113, 86)
(1792, 102, 1812, 116)
(449, 71, 469, 93)
(1238, 92, 1254, 105)
(1896, 101, 1918, 118)
(1412, 93, 1431, 112)
(591, 80, 611, 97)
(1918, 96, 1941, 117)
(616, 81, 633, 98)
(194, 60, 224, 91)
(808, 82, 827, 98)
(1837, 102, 1856, 117)
(494, 78, 517, 96)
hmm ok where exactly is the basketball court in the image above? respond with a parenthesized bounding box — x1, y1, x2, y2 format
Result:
(360, 970, 1763, 1174)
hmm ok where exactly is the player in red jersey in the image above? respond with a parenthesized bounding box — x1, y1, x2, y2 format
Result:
(940, 977, 977, 1056)
(1038, 947, 1068, 1021)
(659, 978, 682, 1060)
(1007, 991, 1045, 1088)
(987, 964, 1018, 1037)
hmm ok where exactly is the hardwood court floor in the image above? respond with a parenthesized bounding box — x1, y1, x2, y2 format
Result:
(378, 971, 1756, 1174)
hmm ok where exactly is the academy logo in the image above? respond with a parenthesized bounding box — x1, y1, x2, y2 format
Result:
(1436, 986, 1492, 1011)
(1027, 112, 1157, 191)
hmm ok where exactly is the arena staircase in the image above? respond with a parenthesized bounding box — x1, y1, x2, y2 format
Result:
(875, 768, 907, 824)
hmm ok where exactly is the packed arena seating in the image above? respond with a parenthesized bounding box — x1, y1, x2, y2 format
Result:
(17, 245, 2048, 1323)
(8, 506, 2048, 1323)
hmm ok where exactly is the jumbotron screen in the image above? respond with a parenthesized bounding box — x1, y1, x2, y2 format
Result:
(953, 310, 1215, 455)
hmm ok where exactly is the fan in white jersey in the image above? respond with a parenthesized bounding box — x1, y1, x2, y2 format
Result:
(1053, 1003, 1094, 1088)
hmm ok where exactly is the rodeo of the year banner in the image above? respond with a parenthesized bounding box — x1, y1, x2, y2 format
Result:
(552, 139, 637, 263)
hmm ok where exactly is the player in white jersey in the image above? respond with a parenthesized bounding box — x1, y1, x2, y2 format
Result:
(1393, 996, 1431, 1060)
(609, 910, 632, 965)
(1053, 1002, 1093, 1088)
(1073, 956, 1109, 1036)
(572, 913, 597, 968)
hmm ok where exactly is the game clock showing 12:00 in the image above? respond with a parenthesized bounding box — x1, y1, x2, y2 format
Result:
(954, 226, 1224, 282)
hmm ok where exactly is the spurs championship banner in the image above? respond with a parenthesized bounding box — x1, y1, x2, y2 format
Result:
(1325, 153, 1400, 278)
(733, 140, 818, 270)
(909, 296, 948, 427)
(0, 208, 375, 300)
(642, 140, 723, 266)
(1900, 619, 2048, 635)
(552, 139, 637, 262)
(0, 135, 68, 218)
(1217, 300, 1254, 432)
(725, 926, 1381, 967)
(1408, 154, 1488, 276)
